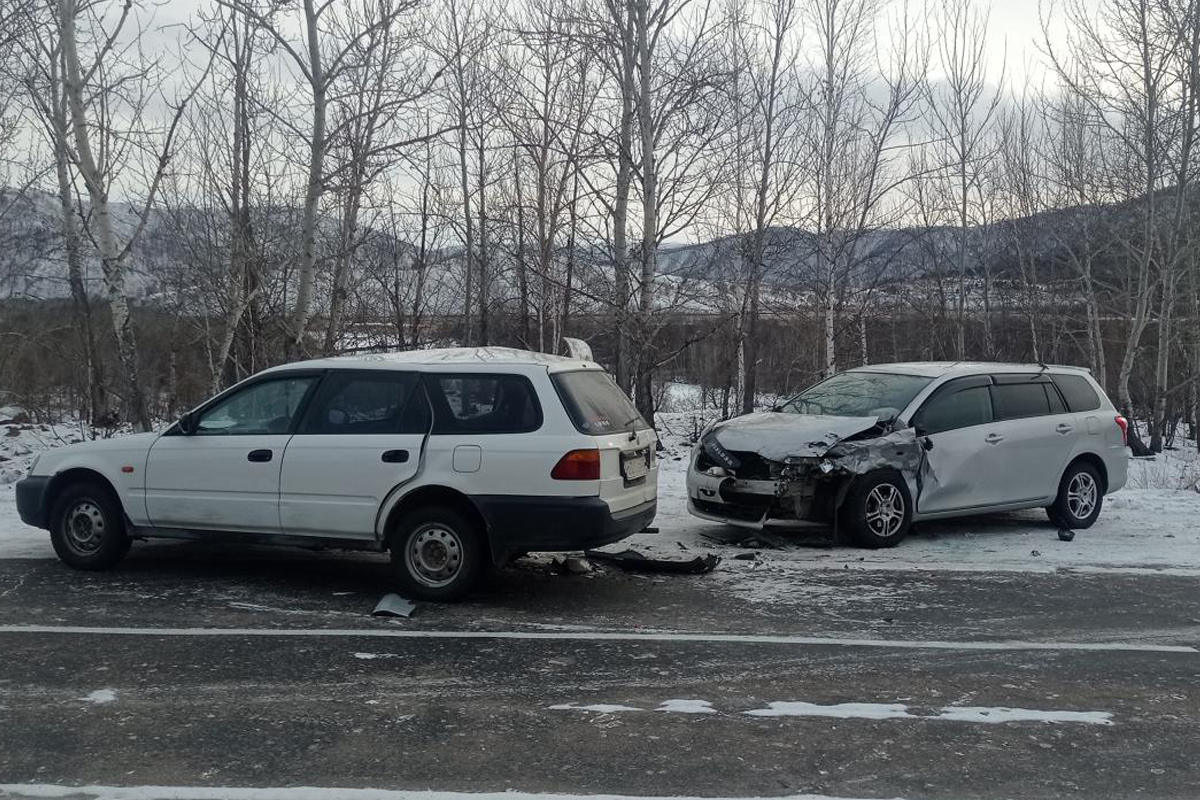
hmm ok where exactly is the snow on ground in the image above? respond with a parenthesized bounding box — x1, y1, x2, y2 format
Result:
(2, 391, 1200, 600)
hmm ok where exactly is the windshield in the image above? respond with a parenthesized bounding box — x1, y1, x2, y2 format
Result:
(552, 370, 648, 434)
(779, 371, 932, 418)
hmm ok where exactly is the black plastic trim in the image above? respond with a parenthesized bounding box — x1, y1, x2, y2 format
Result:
(473, 495, 656, 562)
(15, 476, 50, 529)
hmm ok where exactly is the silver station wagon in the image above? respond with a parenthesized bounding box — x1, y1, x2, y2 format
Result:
(687, 363, 1129, 547)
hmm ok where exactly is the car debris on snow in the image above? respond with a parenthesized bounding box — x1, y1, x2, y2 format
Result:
(551, 555, 594, 575)
(371, 593, 416, 618)
(585, 548, 720, 574)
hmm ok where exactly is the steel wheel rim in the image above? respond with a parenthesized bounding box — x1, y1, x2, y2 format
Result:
(865, 484, 904, 537)
(65, 500, 105, 555)
(1067, 472, 1097, 520)
(405, 524, 464, 588)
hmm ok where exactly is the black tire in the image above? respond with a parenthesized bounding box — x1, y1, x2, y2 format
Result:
(49, 481, 131, 570)
(387, 505, 486, 601)
(1047, 461, 1104, 529)
(842, 469, 912, 548)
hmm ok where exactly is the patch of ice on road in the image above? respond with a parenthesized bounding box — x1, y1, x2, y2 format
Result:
(655, 699, 716, 714)
(80, 689, 116, 704)
(548, 703, 643, 713)
(745, 701, 914, 720)
(934, 706, 1114, 725)
(354, 652, 402, 660)
(744, 700, 1113, 725)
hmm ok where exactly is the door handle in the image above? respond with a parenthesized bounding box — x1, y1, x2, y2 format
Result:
(984, 433, 1005, 445)
(247, 449, 273, 462)
(1055, 423, 1073, 434)
(381, 449, 410, 464)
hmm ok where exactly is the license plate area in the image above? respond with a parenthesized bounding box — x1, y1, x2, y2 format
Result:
(621, 448, 650, 480)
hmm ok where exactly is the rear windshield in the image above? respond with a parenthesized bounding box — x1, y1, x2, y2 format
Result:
(780, 371, 933, 418)
(552, 370, 648, 434)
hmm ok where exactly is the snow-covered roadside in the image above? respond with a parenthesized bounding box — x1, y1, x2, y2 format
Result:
(1, 411, 111, 558)
(2, 400, 1200, 590)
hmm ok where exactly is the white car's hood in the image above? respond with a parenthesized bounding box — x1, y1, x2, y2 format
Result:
(706, 412, 882, 461)
(32, 431, 161, 474)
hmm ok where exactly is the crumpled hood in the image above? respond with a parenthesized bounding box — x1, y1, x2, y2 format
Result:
(707, 412, 882, 461)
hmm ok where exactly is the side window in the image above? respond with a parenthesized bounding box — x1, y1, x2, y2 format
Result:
(991, 383, 1052, 420)
(914, 385, 992, 435)
(197, 376, 317, 436)
(1052, 374, 1102, 412)
(299, 372, 418, 435)
(426, 374, 542, 434)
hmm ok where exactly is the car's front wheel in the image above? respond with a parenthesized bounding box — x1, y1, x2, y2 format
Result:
(1048, 461, 1103, 529)
(49, 481, 132, 570)
(388, 506, 487, 601)
(843, 469, 912, 548)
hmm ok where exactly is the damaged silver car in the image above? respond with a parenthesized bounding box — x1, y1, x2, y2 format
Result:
(687, 363, 1129, 547)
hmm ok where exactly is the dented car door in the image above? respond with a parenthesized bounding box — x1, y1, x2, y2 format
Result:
(911, 376, 1008, 514)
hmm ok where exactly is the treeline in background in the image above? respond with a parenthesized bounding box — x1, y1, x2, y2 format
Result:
(0, 0, 1198, 455)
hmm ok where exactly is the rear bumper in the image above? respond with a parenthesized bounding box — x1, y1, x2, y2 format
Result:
(474, 495, 657, 563)
(15, 476, 50, 529)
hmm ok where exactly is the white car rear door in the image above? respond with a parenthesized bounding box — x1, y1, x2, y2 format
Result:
(279, 371, 428, 539)
(987, 375, 1073, 504)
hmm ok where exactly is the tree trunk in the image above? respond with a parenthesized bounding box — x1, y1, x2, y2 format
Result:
(514, 157, 531, 347)
(289, 0, 327, 359)
(476, 126, 489, 346)
(612, 0, 635, 393)
(633, 0, 657, 424)
(1151, 269, 1175, 453)
(51, 62, 108, 424)
(59, 0, 151, 431)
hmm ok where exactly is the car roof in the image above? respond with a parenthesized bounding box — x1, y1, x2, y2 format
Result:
(269, 346, 603, 374)
(845, 361, 1093, 379)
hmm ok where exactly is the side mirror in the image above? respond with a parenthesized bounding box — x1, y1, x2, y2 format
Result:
(178, 411, 198, 436)
(922, 436, 934, 452)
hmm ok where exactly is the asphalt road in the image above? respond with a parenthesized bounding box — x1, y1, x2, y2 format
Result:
(1, 544, 1198, 800)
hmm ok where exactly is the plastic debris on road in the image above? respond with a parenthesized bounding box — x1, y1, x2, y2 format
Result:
(372, 593, 416, 618)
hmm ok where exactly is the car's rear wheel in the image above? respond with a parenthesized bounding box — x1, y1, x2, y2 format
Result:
(1048, 461, 1103, 529)
(49, 481, 131, 570)
(388, 505, 486, 601)
(843, 469, 912, 548)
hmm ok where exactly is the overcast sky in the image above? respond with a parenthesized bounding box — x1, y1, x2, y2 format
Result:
(146, 0, 1065, 86)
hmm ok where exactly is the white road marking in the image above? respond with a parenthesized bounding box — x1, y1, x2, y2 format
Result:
(744, 702, 1113, 725)
(932, 707, 1114, 725)
(0, 787, 898, 800)
(553, 699, 1114, 725)
(0, 624, 1192, 654)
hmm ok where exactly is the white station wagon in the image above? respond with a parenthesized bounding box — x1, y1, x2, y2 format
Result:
(16, 348, 659, 600)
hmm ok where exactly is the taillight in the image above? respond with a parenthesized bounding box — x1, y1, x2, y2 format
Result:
(552, 449, 601, 480)
(1115, 415, 1128, 446)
